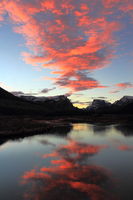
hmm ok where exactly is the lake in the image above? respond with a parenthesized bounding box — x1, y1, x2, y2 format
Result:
(0, 123, 133, 200)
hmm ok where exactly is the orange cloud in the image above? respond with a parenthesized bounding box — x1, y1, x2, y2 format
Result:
(22, 52, 52, 66)
(41, 0, 55, 10)
(0, 0, 132, 92)
(116, 82, 133, 89)
(0, 2, 5, 21)
(111, 82, 133, 93)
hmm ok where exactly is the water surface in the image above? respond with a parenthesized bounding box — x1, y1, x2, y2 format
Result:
(0, 123, 133, 200)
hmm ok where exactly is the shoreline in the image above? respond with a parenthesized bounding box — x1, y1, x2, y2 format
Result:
(0, 114, 133, 141)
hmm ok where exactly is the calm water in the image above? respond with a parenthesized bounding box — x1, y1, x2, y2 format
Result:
(0, 123, 133, 200)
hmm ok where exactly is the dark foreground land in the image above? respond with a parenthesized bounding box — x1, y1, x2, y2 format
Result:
(0, 114, 133, 141)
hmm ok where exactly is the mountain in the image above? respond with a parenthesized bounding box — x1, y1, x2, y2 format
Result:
(113, 96, 133, 114)
(20, 95, 75, 113)
(0, 87, 133, 116)
(86, 99, 112, 113)
(20, 95, 68, 102)
(0, 87, 76, 115)
(87, 99, 111, 110)
(86, 96, 133, 114)
(0, 87, 19, 100)
(0, 87, 44, 115)
(114, 96, 133, 106)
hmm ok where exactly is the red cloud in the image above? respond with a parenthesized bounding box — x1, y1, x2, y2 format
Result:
(0, 2, 5, 21)
(0, 0, 133, 92)
(116, 82, 133, 89)
(54, 75, 107, 92)
(111, 82, 133, 93)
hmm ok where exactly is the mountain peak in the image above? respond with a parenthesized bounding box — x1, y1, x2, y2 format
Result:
(0, 87, 17, 99)
(87, 99, 111, 111)
(114, 96, 133, 106)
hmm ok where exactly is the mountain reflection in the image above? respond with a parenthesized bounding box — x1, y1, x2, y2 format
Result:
(90, 124, 133, 137)
(22, 140, 117, 200)
(115, 125, 133, 136)
(92, 125, 111, 135)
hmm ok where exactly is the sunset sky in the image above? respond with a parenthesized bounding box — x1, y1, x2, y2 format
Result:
(0, 0, 133, 108)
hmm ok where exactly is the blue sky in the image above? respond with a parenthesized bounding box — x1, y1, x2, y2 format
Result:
(0, 0, 133, 107)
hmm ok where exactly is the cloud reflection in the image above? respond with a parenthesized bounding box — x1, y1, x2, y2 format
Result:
(22, 140, 118, 200)
(118, 145, 133, 151)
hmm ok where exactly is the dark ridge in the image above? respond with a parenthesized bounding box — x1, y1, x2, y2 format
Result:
(0, 87, 20, 100)
(0, 87, 133, 116)
(0, 87, 78, 116)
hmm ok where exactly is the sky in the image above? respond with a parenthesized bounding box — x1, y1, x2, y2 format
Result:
(0, 0, 133, 108)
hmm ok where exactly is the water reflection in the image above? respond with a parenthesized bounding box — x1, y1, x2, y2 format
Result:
(0, 140, 6, 146)
(0, 123, 133, 200)
(47, 124, 73, 135)
(39, 139, 56, 147)
(92, 125, 112, 135)
(22, 140, 117, 200)
(72, 123, 89, 131)
(88, 124, 133, 137)
(0, 124, 72, 147)
(0, 123, 133, 148)
(118, 145, 133, 151)
(115, 125, 133, 136)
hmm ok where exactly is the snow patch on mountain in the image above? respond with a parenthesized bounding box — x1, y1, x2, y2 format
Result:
(20, 95, 68, 102)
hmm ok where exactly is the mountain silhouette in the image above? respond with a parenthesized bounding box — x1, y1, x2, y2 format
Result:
(0, 87, 76, 116)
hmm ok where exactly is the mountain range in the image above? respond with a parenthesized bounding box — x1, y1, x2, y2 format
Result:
(0, 87, 76, 115)
(87, 96, 133, 114)
(0, 87, 133, 115)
